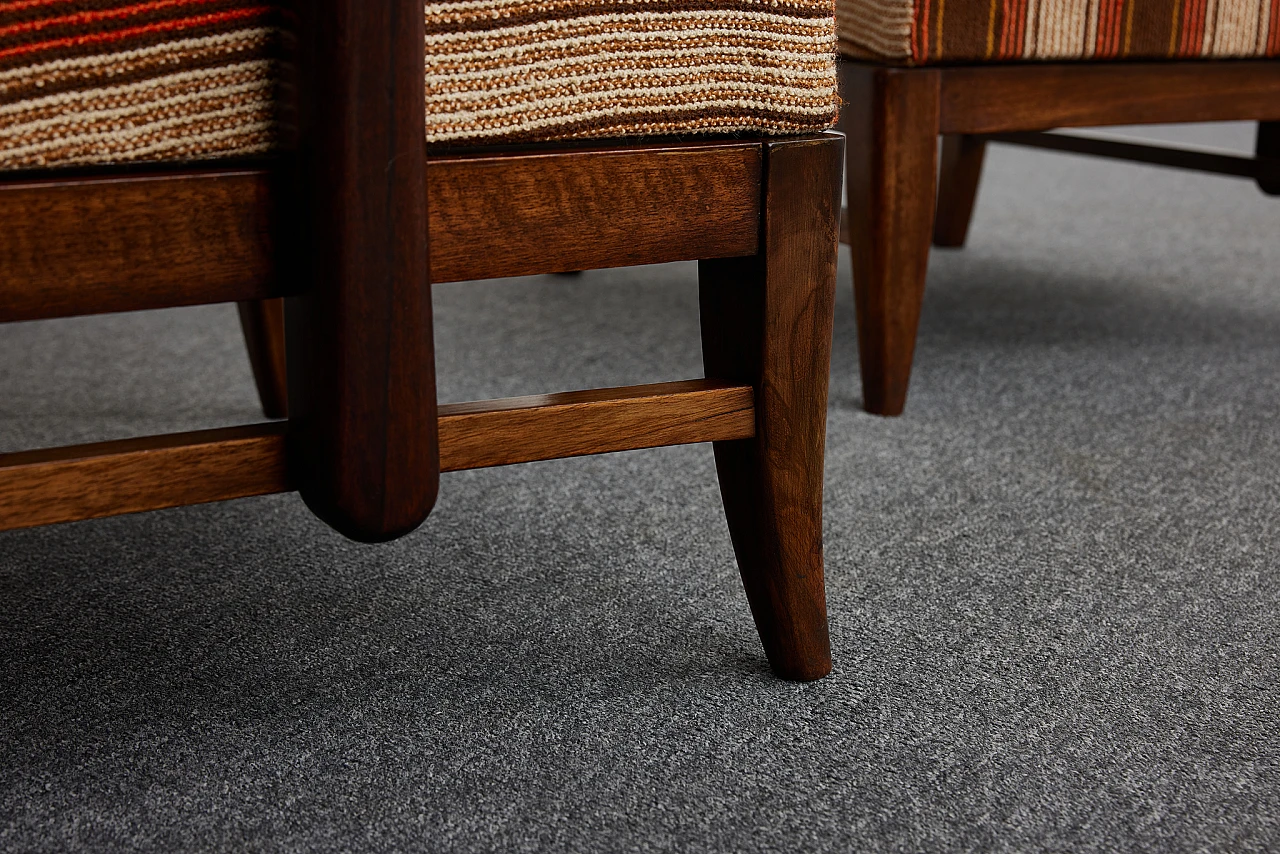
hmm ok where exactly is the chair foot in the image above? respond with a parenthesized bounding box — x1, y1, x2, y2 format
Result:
(840, 64, 940, 417)
(237, 299, 289, 419)
(699, 134, 841, 681)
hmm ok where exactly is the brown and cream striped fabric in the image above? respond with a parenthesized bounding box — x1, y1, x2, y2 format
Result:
(0, 1, 287, 171)
(837, 0, 1280, 62)
(0, 1, 838, 171)
(425, 1, 838, 144)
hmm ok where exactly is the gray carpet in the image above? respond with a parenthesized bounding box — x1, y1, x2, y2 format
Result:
(2, 123, 1279, 853)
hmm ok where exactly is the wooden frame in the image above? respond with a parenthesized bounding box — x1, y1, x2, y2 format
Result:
(0, 0, 843, 681)
(838, 59, 1280, 416)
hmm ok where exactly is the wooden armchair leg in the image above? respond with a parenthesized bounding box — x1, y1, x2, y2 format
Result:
(841, 65, 940, 416)
(237, 298, 288, 419)
(699, 134, 842, 681)
(933, 134, 987, 247)
(1257, 122, 1280, 196)
(285, 0, 439, 542)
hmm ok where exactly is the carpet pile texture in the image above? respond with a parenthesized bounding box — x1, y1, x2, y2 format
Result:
(1, 122, 1278, 852)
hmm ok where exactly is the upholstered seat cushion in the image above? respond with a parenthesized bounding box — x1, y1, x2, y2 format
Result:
(838, 0, 1280, 63)
(0, 1, 838, 171)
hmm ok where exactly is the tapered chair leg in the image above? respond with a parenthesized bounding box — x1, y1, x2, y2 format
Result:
(840, 64, 940, 416)
(933, 134, 987, 247)
(237, 298, 289, 419)
(1257, 122, 1280, 196)
(699, 134, 842, 682)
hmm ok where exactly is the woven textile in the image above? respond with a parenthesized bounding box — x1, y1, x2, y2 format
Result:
(0, 1, 838, 171)
(837, 0, 1280, 62)
(425, 1, 837, 144)
(0, 1, 285, 171)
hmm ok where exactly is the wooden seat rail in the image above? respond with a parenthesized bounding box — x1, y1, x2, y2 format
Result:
(0, 137, 770, 531)
(0, 140, 767, 528)
(0, 0, 838, 679)
(937, 61, 1280, 135)
(0, 141, 762, 324)
(838, 58, 1280, 417)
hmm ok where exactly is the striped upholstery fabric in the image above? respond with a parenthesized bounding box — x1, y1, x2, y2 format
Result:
(426, 2, 837, 144)
(837, 0, 1280, 62)
(0, 1, 285, 171)
(0, 1, 838, 171)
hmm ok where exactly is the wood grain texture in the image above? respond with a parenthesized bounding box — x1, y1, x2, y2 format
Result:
(938, 61, 1280, 134)
(933, 134, 987, 248)
(0, 169, 275, 323)
(0, 382, 751, 530)
(427, 142, 761, 283)
(1258, 122, 1280, 196)
(438, 380, 754, 471)
(0, 424, 289, 532)
(237, 299, 289, 419)
(284, 0, 439, 543)
(699, 133, 842, 682)
(832, 60, 1280, 424)
(841, 64, 940, 417)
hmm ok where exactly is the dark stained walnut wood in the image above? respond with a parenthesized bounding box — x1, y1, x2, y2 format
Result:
(0, 40, 840, 681)
(1258, 122, 1280, 196)
(0, 141, 762, 324)
(699, 133, 842, 682)
(427, 142, 761, 283)
(0, 136, 817, 531)
(0, 424, 289, 532)
(438, 380, 754, 471)
(841, 64, 940, 417)
(939, 61, 1280, 134)
(933, 134, 987, 248)
(840, 59, 1280, 419)
(0, 382, 752, 531)
(0, 169, 276, 323)
(237, 299, 289, 419)
(284, 0, 439, 543)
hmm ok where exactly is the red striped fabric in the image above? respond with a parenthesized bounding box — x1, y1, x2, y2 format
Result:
(840, 0, 1280, 62)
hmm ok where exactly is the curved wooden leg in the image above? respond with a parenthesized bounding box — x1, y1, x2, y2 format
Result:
(237, 299, 288, 419)
(840, 63, 940, 417)
(1257, 122, 1280, 196)
(699, 134, 841, 681)
(933, 134, 987, 247)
